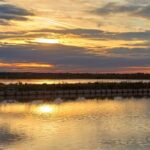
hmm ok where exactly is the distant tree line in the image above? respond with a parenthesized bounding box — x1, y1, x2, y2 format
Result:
(1, 82, 150, 91)
(0, 72, 150, 79)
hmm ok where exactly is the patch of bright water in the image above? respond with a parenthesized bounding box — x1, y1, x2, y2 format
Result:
(0, 98, 150, 150)
(0, 79, 150, 84)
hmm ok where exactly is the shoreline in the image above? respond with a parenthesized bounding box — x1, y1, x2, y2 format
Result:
(1, 73, 150, 80)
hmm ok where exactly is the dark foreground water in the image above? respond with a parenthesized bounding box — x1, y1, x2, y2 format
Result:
(0, 98, 150, 150)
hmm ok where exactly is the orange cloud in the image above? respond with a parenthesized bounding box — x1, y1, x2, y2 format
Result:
(0, 62, 53, 68)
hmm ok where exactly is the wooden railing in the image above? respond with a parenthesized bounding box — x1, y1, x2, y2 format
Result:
(0, 89, 150, 100)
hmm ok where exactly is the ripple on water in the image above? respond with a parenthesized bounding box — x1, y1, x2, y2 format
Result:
(0, 98, 150, 150)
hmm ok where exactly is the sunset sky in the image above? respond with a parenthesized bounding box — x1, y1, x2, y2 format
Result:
(0, 0, 150, 73)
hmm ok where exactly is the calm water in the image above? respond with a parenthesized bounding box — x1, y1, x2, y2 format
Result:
(0, 98, 150, 150)
(0, 79, 150, 84)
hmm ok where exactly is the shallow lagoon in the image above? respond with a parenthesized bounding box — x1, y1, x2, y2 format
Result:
(0, 98, 150, 150)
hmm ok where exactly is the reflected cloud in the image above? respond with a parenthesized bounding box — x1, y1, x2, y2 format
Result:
(0, 125, 26, 145)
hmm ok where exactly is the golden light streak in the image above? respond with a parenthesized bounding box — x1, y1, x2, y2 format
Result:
(0, 62, 53, 68)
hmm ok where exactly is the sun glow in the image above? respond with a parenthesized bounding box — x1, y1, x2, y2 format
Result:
(35, 38, 59, 44)
(37, 105, 55, 114)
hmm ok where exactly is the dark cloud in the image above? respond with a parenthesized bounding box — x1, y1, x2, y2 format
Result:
(29, 28, 150, 41)
(0, 4, 33, 16)
(106, 47, 150, 58)
(0, 44, 92, 64)
(91, 2, 150, 19)
(0, 31, 27, 39)
(33, 28, 112, 40)
(125, 41, 150, 47)
(0, 28, 144, 41)
(0, 3, 34, 24)
(0, 28, 149, 50)
(128, 0, 150, 5)
(91, 2, 138, 15)
(0, 44, 150, 72)
(117, 31, 150, 40)
(134, 5, 150, 19)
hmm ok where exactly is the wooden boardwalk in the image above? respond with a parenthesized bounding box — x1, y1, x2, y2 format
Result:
(0, 89, 150, 100)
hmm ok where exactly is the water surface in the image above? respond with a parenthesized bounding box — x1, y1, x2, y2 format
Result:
(0, 98, 150, 150)
(0, 79, 150, 84)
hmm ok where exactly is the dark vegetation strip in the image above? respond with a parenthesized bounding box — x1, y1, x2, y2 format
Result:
(1, 82, 150, 91)
(1, 72, 150, 79)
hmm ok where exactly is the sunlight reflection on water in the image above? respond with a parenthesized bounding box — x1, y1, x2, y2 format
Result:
(0, 79, 150, 85)
(0, 98, 150, 150)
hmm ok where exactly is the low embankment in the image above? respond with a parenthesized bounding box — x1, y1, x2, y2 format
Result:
(0, 82, 150, 101)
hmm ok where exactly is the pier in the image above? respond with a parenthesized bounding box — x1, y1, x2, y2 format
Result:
(0, 88, 150, 100)
(0, 82, 150, 101)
